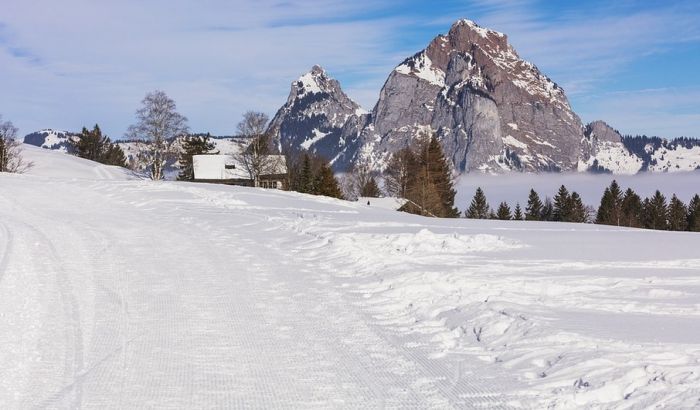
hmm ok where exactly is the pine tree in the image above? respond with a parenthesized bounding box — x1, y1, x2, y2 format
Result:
(596, 188, 614, 225)
(667, 194, 688, 231)
(620, 188, 643, 227)
(596, 181, 623, 225)
(177, 133, 217, 180)
(643, 190, 668, 230)
(513, 203, 523, 220)
(541, 197, 554, 221)
(414, 135, 459, 217)
(360, 176, 381, 197)
(496, 202, 512, 220)
(74, 124, 128, 167)
(466, 187, 489, 219)
(299, 153, 313, 194)
(687, 194, 700, 232)
(525, 189, 543, 221)
(608, 180, 623, 225)
(553, 185, 571, 222)
(314, 162, 343, 199)
(569, 192, 587, 223)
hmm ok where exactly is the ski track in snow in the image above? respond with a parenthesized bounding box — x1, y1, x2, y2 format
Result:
(2, 157, 700, 408)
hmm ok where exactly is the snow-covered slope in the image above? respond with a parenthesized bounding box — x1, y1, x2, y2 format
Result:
(18, 143, 136, 180)
(2, 151, 700, 408)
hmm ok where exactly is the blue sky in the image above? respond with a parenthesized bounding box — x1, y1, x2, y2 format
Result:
(1, 0, 699, 139)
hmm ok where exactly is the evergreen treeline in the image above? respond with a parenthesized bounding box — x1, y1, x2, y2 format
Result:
(286, 151, 343, 199)
(465, 186, 588, 222)
(596, 180, 700, 232)
(461, 179, 699, 232)
(72, 124, 128, 167)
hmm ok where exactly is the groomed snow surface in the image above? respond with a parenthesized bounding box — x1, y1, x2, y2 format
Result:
(1, 146, 700, 409)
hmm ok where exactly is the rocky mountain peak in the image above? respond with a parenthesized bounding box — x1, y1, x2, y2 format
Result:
(269, 66, 367, 170)
(585, 120, 622, 143)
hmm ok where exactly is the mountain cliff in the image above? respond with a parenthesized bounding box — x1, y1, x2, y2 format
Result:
(269, 65, 369, 170)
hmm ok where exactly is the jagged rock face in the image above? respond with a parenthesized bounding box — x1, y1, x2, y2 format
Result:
(269, 65, 367, 170)
(365, 19, 585, 172)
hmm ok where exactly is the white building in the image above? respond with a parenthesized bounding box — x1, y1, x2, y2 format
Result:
(192, 155, 287, 189)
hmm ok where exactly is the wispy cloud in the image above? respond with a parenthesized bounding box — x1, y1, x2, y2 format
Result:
(0, 0, 698, 139)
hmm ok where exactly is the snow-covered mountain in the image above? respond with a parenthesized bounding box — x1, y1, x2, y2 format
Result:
(580, 121, 700, 174)
(269, 65, 369, 171)
(23, 129, 80, 153)
(269, 19, 700, 175)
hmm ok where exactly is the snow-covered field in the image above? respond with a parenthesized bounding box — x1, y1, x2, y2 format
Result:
(1, 145, 700, 408)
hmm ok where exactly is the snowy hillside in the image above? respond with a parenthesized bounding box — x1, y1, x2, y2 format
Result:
(2, 147, 700, 408)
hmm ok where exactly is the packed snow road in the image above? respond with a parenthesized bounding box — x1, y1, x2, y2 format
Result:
(1, 148, 700, 408)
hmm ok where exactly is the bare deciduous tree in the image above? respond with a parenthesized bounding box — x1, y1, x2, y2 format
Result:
(126, 90, 189, 180)
(0, 115, 32, 173)
(234, 111, 282, 187)
(343, 156, 381, 200)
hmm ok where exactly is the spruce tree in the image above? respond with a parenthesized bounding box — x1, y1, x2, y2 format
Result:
(360, 176, 382, 198)
(466, 187, 489, 219)
(569, 192, 587, 223)
(608, 180, 623, 225)
(620, 188, 643, 227)
(596, 188, 614, 225)
(553, 185, 571, 222)
(540, 198, 554, 221)
(314, 162, 343, 199)
(513, 203, 523, 220)
(74, 124, 128, 167)
(417, 135, 459, 217)
(299, 153, 313, 194)
(687, 194, 700, 232)
(667, 194, 688, 231)
(177, 133, 217, 180)
(644, 190, 668, 230)
(525, 189, 543, 221)
(496, 202, 512, 220)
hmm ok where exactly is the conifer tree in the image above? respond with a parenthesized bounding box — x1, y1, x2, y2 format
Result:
(466, 187, 489, 219)
(643, 190, 668, 230)
(667, 194, 688, 231)
(360, 176, 382, 198)
(298, 153, 313, 194)
(687, 194, 700, 232)
(569, 192, 588, 223)
(525, 189, 543, 221)
(596, 181, 623, 225)
(596, 188, 614, 225)
(608, 180, 623, 225)
(74, 124, 128, 167)
(553, 185, 571, 222)
(496, 202, 512, 220)
(620, 188, 643, 228)
(513, 203, 523, 220)
(541, 198, 554, 221)
(314, 162, 343, 199)
(177, 133, 217, 180)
